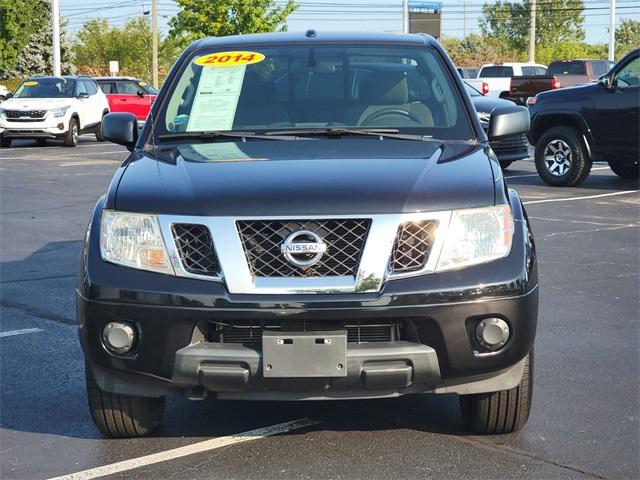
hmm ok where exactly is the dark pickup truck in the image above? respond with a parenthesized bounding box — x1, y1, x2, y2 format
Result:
(80, 31, 538, 438)
(509, 59, 615, 105)
(528, 49, 639, 186)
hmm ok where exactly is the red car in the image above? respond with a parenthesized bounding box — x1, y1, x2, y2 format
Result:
(95, 77, 158, 123)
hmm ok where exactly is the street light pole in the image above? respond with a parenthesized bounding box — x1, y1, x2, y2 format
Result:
(402, 0, 409, 34)
(608, 0, 616, 61)
(152, 0, 159, 88)
(528, 0, 536, 63)
(51, 0, 61, 76)
(463, 0, 467, 38)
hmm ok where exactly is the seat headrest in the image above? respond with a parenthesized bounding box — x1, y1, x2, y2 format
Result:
(364, 71, 408, 104)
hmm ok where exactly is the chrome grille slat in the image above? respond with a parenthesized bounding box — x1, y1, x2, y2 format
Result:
(172, 224, 220, 276)
(237, 219, 371, 277)
(391, 220, 438, 273)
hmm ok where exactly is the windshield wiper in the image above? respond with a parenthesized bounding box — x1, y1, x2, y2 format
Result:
(158, 131, 299, 142)
(265, 128, 429, 141)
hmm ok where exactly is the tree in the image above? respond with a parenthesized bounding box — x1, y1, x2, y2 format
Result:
(480, 0, 585, 56)
(616, 19, 640, 59)
(443, 34, 519, 66)
(0, 0, 75, 79)
(0, 0, 47, 76)
(169, 0, 298, 48)
(74, 18, 178, 80)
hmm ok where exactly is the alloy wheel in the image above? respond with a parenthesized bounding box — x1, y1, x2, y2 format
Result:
(543, 139, 573, 176)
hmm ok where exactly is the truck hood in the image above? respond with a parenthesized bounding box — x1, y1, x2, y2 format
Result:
(114, 139, 496, 216)
(0, 97, 74, 110)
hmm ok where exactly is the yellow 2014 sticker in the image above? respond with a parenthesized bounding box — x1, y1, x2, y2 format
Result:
(23, 81, 38, 86)
(194, 51, 265, 68)
(138, 81, 147, 86)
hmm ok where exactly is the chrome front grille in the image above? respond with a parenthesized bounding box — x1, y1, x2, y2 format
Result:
(4, 110, 46, 119)
(209, 319, 401, 346)
(237, 219, 370, 277)
(172, 223, 220, 276)
(391, 220, 438, 273)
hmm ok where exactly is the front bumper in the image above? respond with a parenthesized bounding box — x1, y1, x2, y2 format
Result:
(78, 191, 538, 400)
(0, 115, 69, 138)
(488, 133, 531, 163)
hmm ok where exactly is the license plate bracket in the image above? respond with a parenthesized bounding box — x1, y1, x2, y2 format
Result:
(262, 330, 347, 378)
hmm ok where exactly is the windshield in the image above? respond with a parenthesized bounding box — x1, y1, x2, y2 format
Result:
(157, 44, 473, 141)
(14, 78, 76, 98)
(547, 61, 586, 75)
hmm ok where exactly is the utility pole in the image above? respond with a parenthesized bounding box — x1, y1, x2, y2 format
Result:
(152, 0, 159, 88)
(528, 0, 536, 63)
(51, 0, 61, 76)
(608, 0, 616, 61)
(463, 0, 467, 38)
(402, 0, 409, 34)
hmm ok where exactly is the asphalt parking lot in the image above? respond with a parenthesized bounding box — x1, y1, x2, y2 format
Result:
(1, 137, 638, 480)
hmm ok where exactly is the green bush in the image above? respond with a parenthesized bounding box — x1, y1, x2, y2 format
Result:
(0, 78, 23, 93)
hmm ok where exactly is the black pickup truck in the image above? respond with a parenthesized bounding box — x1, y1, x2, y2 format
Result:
(528, 49, 640, 186)
(79, 31, 538, 438)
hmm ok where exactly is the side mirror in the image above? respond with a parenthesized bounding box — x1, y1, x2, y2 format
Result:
(5, 93, 13, 99)
(488, 105, 530, 141)
(77, 92, 90, 99)
(102, 112, 138, 150)
(137, 90, 146, 98)
(598, 74, 617, 91)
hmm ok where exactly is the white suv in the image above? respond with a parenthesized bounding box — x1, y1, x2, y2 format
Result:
(0, 76, 109, 147)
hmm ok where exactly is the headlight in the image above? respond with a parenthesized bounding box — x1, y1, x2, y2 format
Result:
(51, 106, 70, 118)
(436, 204, 513, 272)
(100, 210, 174, 275)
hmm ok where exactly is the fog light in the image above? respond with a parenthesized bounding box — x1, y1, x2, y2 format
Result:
(57, 123, 64, 130)
(102, 322, 136, 355)
(476, 317, 510, 351)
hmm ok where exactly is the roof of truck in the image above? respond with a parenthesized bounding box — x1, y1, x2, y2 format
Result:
(480, 62, 547, 68)
(190, 31, 439, 51)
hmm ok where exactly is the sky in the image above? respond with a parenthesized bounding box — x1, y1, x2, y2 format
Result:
(61, 0, 640, 45)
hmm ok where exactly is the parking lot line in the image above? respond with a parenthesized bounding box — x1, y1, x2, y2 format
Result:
(0, 152, 125, 161)
(47, 418, 320, 480)
(58, 160, 121, 166)
(505, 166, 609, 179)
(523, 190, 639, 205)
(0, 327, 43, 338)
(0, 146, 123, 154)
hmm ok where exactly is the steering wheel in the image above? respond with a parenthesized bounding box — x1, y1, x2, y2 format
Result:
(360, 108, 421, 126)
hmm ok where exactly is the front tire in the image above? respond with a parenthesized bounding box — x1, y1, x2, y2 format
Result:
(96, 112, 107, 141)
(459, 350, 533, 434)
(535, 126, 591, 186)
(95, 122, 105, 142)
(86, 364, 166, 438)
(0, 134, 11, 147)
(64, 117, 79, 147)
(609, 161, 639, 179)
